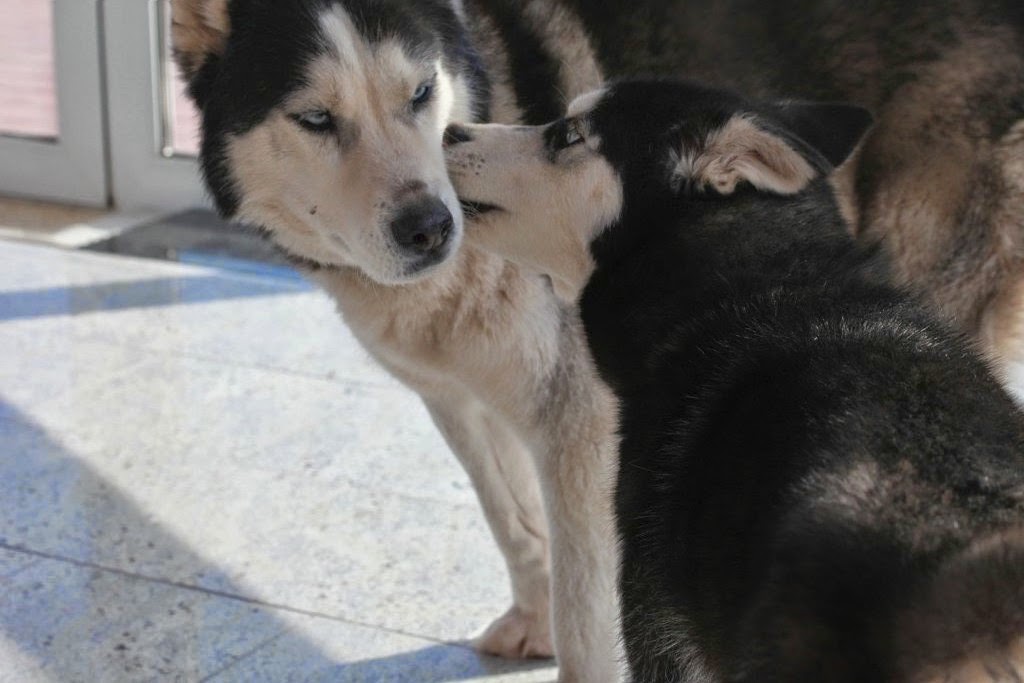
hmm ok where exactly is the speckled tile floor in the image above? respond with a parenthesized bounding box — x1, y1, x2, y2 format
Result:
(0, 237, 558, 682)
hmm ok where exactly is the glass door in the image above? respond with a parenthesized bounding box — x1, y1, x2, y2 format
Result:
(103, 0, 207, 210)
(0, 0, 107, 206)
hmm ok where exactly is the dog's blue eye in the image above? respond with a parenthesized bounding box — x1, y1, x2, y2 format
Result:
(411, 79, 434, 110)
(295, 110, 334, 133)
(562, 120, 585, 148)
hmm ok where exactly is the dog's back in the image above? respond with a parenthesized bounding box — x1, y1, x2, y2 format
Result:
(577, 150, 1024, 681)
(603, 188, 1024, 683)
(527, 0, 1024, 377)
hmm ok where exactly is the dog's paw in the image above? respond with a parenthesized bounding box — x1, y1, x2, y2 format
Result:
(473, 605, 554, 659)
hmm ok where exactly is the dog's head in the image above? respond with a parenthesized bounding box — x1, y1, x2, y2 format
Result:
(445, 80, 872, 299)
(172, 0, 486, 284)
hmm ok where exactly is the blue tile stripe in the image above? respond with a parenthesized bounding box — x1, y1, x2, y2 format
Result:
(0, 276, 312, 322)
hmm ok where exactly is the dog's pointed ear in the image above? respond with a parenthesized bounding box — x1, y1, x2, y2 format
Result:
(171, 0, 232, 81)
(671, 115, 823, 196)
(770, 101, 874, 169)
(671, 103, 873, 197)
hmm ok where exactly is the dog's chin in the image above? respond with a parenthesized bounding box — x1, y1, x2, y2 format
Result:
(401, 249, 456, 281)
(384, 231, 463, 284)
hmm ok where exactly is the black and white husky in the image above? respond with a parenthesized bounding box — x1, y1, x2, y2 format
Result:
(171, 1, 1024, 679)
(173, 3, 622, 678)
(445, 80, 1024, 683)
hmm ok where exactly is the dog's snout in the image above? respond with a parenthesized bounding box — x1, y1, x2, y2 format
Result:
(443, 124, 473, 147)
(391, 197, 454, 255)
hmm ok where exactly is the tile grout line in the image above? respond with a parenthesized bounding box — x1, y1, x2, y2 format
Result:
(4, 336, 400, 413)
(0, 557, 43, 581)
(129, 345, 395, 391)
(0, 242, 400, 389)
(38, 333, 400, 394)
(196, 631, 289, 683)
(4, 399, 474, 509)
(0, 541, 477, 653)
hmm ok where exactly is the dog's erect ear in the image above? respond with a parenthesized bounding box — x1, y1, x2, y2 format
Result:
(671, 102, 873, 197)
(770, 102, 874, 169)
(171, 0, 231, 80)
(672, 115, 822, 196)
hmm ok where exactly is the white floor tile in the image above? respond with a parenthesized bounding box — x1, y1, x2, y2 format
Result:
(211, 612, 556, 683)
(0, 241, 393, 386)
(0, 240, 544, 680)
(0, 553, 284, 682)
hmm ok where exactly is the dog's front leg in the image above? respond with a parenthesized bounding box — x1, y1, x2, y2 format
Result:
(424, 394, 554, 659)
(530, 335, 623, 682)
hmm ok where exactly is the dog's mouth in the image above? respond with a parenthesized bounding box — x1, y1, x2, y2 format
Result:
(459, 198, 504, 219)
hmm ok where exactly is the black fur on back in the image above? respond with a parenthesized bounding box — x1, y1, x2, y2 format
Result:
(578, 81, 1024, 682)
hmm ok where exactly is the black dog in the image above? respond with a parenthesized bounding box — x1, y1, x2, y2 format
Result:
(447, 80, 1024, 682)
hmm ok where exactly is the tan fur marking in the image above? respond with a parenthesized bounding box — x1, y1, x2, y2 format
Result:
(446, 122, 623, 300)
(521, 1, 605, 105)
(461, 10, 524, 123)
(677, 116, 818, 196)
(913, 634, 1024, 682)
(567, 89, 607, 119)
(980, 119, 1024, 375)
(224, 6, 466, 285)
(170, 0, 230, 78)
(902, 530, 1024, 683)
(463, 2, 603, 123)
(855, 29, 1024, 364)
(830, 144, 864, 229)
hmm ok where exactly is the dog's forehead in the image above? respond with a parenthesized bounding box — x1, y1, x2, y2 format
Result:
(206, 0, 472, 137)
(300, 11, 424, 101)
(586, 82, 748, 153)
(317, 3, 440, 68)
(274, 4, 442, 119)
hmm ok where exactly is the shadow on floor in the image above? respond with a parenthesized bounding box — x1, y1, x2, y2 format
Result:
(83, 209, 302, 283)
(0, 399, 550, 681)
(0, 275, 311, 322)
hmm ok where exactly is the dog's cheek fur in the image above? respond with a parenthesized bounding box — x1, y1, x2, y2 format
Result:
(449, 128, 623, 298)
(175, 1, 481, 283)
(211, 5, 471, 283)
(537, 158, 624, 300)
(225, 107, 450, 281)
(226, 116, 369, 269)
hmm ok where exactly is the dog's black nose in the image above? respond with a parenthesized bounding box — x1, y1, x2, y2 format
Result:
(391, 197, 454, 255)
(443, 124, 473, 147)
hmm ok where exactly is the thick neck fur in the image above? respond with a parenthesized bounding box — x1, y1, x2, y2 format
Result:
(580, 181, 891, 393)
